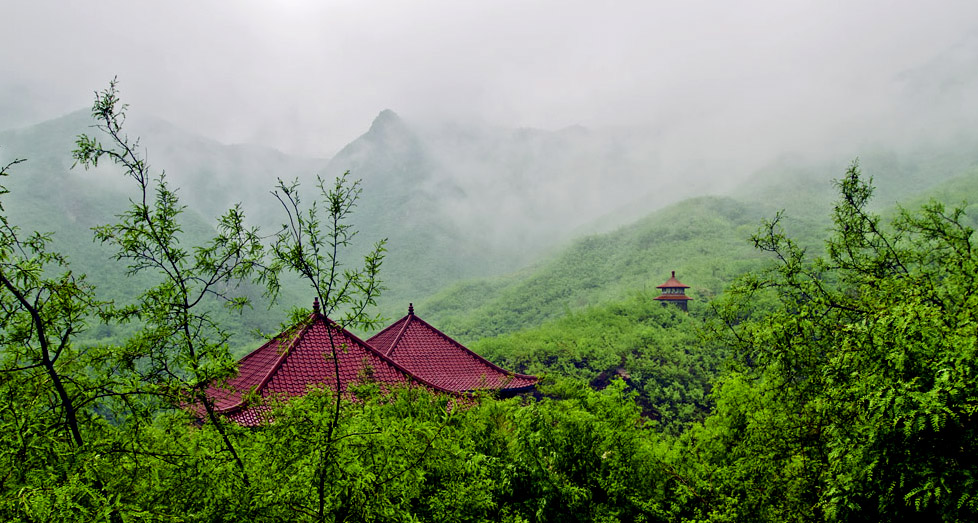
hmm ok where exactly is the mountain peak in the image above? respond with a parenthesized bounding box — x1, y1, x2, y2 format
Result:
(369, 109, 403, 134)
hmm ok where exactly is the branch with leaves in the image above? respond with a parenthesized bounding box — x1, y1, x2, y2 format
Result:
(73, 79, 275, 486)
(268, 172, 389, 518)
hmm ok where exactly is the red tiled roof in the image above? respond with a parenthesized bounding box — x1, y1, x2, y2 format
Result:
(205, 307, 455, 426)
(653, 294, 693, 301)
(656, 271, 690, 289)
(368, 305, 537, 393)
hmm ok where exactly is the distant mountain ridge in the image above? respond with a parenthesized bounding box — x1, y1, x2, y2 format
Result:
(5, 102, 978, 344)
(418, 154, 978, 343)
(0, 110, 324, 351)
(0, 107, 699, 332)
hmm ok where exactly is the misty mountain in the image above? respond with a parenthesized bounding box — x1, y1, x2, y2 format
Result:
(420, 155, 978, 343)
(6, 89, 978, 343)
(415, 195, 780, 342)
(283, 109, 725, 320)
(730, 145, 978, 223)
(0, 107, 689, 332)
(419, 122, 675, 248)
(0, 112, 302, 350)
(314, 109, 484, 306)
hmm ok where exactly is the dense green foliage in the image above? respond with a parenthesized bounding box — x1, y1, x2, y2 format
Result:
(675, 162, 978, 520)
(473, 292, 723, 435)
(0, 110, 316, 353)
(5, 83, 978, 521)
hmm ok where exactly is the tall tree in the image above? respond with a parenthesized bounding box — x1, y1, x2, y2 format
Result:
(0, 153, 126, 519)
(267, 173, 389, 519)
(691, 161, 978, 521)
(73, 79, 271, 488)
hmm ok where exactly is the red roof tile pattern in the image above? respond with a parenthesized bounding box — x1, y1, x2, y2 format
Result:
(205, 307, 454, 426)
(368, 305, 537, 393)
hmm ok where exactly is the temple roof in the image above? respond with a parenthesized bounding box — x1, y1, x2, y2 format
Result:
(205, 302, 453, 426)
(368, 304, 537, 393)
(656, 271, 690, 289)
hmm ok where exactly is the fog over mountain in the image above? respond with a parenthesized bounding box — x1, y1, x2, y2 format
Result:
(4, 2, 978, 166)
(7, 5, 978, 515)
(4, 1, 978, 321)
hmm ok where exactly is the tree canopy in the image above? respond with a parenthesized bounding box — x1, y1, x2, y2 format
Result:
(2, 82, 977, 521)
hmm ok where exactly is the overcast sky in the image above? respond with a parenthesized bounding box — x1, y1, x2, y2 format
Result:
(3, 1, 977, 157)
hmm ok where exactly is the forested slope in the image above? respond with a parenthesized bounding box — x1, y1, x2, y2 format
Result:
(5, 86, 978, 520)
(420, 145, 978, 344)
(419, 195, 817, 342)
(439, 162, 978, 442)
(473, 290, 722, 435)
(0, 112, 304, 351)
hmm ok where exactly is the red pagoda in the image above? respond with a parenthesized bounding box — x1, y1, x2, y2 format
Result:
(368, 304, 537, 396)
(653, 271, 692, 311)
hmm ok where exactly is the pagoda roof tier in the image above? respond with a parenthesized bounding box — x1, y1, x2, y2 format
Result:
(653, 294, 693, 301)
(656, 271, 691, 289)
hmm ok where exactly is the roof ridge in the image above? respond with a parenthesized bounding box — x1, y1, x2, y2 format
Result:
(366, 315, 404, 353)
(323, 315, 463, 396)
(383, 314, 413, 357)
(657, 271, 691, 289)
(218, 314, 315, 414)
(408, 314, 537, 380)
(210, 309, 472, 425)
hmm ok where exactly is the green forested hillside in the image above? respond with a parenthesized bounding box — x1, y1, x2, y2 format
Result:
(419, 195, 819, 342)
(6, 156, 978, 521)
(421, 145, 978, 346)
(418, 160, 978, 443)
(472, 290, 722, 435)
(0, 112, 317, 352)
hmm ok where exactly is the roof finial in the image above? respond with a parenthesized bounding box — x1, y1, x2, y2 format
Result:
(313, 297, 320, 316)
(408, 303, 414, 315)
(672, 270, 676, 278)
